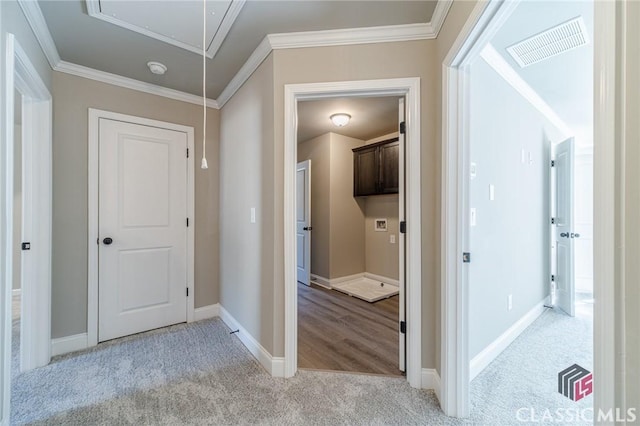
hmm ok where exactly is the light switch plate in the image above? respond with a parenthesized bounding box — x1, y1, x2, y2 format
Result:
(489, 184, 495, 201)
(470, 208, 476, 226)
(470, 162, 477, 179)
(390, 234, 396, 244)
(250, 207, 256, 223)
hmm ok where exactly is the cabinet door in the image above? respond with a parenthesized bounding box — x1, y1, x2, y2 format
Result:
(354, 146, 378, 196)
(379, 141, 399, 194)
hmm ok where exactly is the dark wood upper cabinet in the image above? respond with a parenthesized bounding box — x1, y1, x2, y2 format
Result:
(353, 138, 399, 197)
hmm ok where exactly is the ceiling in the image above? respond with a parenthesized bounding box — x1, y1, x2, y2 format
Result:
(297, 96, 400, 143)
(38, 0, 438, 100)
(489, 0, 593, 145)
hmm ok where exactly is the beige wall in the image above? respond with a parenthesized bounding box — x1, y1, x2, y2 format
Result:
(52, 72, 220, 338)
(365, 195, 399, 280)
(13, 124, 21, 291)
(297, 133, 331, 279)
(219, 54, 276, 354)
(328, 133, 366, 278)
(271, 40, 437, 362)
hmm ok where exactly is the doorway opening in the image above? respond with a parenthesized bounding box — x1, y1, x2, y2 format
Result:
(295, 96, 403, 376)
(283, 78, 423, 388)
(440, 0, 606, 419)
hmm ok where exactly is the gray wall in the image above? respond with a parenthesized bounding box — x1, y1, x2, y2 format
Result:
(219, 54, 276, 354)
(328, 133, 366, 279)
(468, 57, 563, 358)
(52, 72, 220, 338)
(365, 195, 399, 280)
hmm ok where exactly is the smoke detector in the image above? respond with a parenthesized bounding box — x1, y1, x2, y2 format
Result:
(506, 17, 589, 68)
(147, 61, 167, 75)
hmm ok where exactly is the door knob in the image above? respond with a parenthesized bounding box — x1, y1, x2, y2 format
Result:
(560, 232, 570, 238)
(303, 227, 313, 231)
(571, 233, 580, 238)
(103, 237, 113, 245)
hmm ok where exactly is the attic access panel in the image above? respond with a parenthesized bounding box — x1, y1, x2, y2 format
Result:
(86, 0, 245, 58)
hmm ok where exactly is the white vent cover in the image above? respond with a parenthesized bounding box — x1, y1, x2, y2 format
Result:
(507, 17, 589, 68)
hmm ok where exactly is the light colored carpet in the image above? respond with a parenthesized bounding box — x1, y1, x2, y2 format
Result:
(11, 305, 592, 425)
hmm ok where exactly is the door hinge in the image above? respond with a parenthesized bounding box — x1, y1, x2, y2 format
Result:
(551, 217, 556, 225)
(463, 252, 471, 263)
(187, 148, 189, 158)
(400, 321, 406, 334)
(400, 221, 406, 234)
(21, 242, 31, 251)
(399, 121, 406, 135)
(186, 287, 189, 297)
(551, 274, 555, 282)
(551, 160, 555, 167)
(186, 218, 189, 227)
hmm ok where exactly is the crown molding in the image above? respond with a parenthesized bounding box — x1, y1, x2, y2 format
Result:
(54, 61, 219, 109)
(480, 44, 573, 138)
(17, 0, 61, 68)
(267, 22, 436, 50)
(216, 36, 273, 108)
(429, 0, 453, 38)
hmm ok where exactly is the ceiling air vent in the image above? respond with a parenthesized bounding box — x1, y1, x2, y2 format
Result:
(506, 17, 589, 68)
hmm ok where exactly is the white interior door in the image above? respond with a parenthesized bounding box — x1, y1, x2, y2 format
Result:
(98, 118, 188, 342)
(398, 97, 406, 372)
(553, 137, 576, 316)
(296, 160, 311, 286)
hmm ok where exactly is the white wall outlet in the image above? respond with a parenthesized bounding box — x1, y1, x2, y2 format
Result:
(470, 162, 477, 179)
(250, 207, 256, 223)
(508, 294, 513, 311)
(489, 184, 495, 201)
(390, 234, 396, 244)
(470, 208, 477, 227)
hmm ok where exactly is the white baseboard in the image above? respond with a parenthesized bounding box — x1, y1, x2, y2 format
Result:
(421, 368, 441, 403)
(12, 289, 21, 297)
(219, 305, 284, 377)
(51, 333, 88, 357)
(309, 274, 331, 289)
(193, 303, 220, 321)
(470, 298, 549, 380)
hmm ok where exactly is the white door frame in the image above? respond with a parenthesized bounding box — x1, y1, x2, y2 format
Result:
(283, 78, 422, 388)
(4, 33, 53, 374)
(87, 109, 195, 347)
(2, 32, 53, 422)
(440, 0, 616, 418)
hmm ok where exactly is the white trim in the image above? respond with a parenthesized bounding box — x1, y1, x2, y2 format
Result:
(54, 61, 219, 109)
(216, 36, 272, 108)
(283, 78, 421, 388)
(309, 274, 331, 289)
(6, 34, 53, 375)
(421, 368, 442, 401)
(429, 0, 454, 38)
(51, 333, 88, 357)
(268, 23, 436, 51)
(194, 304, 220, 321)
(469, 299, 548, 381)
(593, 0, 619, 417)
(479, 44, 573, 138)
(87, 109, 195, 347)
(219, 305, 284, 377)
(85, 0, 245, 59)
(16, 0, 60, 68)
(11, 289, 21, 298)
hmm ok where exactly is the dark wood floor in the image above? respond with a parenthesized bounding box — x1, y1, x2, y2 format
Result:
(297, 282, 402, 376)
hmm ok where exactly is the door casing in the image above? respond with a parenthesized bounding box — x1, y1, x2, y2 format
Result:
(283, 78, 422, 388)
(87, 109, 195, 347)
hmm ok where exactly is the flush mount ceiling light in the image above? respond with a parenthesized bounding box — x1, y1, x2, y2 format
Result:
(330, 113, 351, 127)
(147, 61, 167, 75)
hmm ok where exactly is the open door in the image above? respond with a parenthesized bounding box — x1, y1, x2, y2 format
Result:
(553, 137, 576, 316)
(398, 98, 406, 372)
(296, 160, 311, 286)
